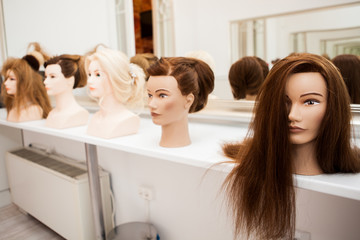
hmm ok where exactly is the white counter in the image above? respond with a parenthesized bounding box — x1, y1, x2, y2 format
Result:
(0, 108, 359, 201)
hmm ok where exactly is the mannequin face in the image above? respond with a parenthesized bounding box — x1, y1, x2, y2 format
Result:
(4, 70, 17, 95)
(147, 75, 194, 126)
(44, 64, 72, 95)
(87, 60, 112, 98)
(286, 72, 327, 145)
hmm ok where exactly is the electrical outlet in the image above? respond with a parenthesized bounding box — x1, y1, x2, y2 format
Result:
(294, 229, 311, 240)
(138, 187, 153, 200)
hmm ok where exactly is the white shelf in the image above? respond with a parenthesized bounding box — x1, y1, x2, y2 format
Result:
(0, 109, 359, 201)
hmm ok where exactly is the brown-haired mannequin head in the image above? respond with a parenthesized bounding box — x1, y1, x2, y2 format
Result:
(43, 55, 89, 129)
(332, 54, 360, 104)
(223, 53, 360, 240)
(1, 55, 51, 122)
(228, 56, 268, 100)
(147, 57, 214, 147)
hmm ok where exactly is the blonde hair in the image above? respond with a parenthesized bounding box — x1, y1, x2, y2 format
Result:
(85, 47, 146, 109)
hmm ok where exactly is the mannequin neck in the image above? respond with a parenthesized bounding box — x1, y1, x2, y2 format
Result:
(160, 116, 191, 148)
(292, 141, 323, 175)
(245, 94, 256, 101)
(53, 89, 79, 111)
(98, 94, 127, 116)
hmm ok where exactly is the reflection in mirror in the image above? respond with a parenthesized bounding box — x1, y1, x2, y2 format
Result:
(227, 3, 360, 115)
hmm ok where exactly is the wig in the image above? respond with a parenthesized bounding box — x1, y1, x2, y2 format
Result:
(332, 54, 360, 104)
(147, 57, 215, 113)
(228, 56, 268, 99)
(45, 54, 87, 88)
(130, 53, 159, 81)
(223, 53, 360, 240)
(1, 57, 51, 118)
(184, 50, 216, 72)
(85, 47, 146, 109)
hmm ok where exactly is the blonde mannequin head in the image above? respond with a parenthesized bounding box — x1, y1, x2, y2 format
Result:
(85, 47, 146, 109)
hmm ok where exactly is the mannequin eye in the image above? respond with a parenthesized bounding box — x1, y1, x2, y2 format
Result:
(96, 73, 101, 77)
(304, 99, 320, 106)
(88, 73, 91, 77)
(159, 93, 168, 98)
(148, 93, 153, 98)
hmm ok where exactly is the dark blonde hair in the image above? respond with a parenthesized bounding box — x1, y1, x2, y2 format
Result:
(223, 53, 360, 240)
(147, 57, 214, 113)
(1, 57, 51, 118)
(45, 54, 87, 88)
(130, 53, 158, 80)
(228, 56, 268, 99)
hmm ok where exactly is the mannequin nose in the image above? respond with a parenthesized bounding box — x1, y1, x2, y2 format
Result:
(148, 98, 157, 109)
(288, 104, 302, 122)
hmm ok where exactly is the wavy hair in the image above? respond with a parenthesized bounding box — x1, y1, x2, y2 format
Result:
(147, 57, 215, 113)
(1, 57, 51, 118)
(223, 53, 360, 240)
(85, 47, 146, 109)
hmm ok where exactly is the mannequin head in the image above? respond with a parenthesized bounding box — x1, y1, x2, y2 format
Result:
(130, 53, 158, 80)
(147, 57, 214, 113)
(44, 54, 87, 95)
(85, 47, 146, 109)
(228, 56, 268, 100)
(222, 53, 360, 240)
(1, 55, 51, 118)
(332, 54, 360, 104)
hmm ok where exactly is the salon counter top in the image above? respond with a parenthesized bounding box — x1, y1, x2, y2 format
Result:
(0, 108, 359, 201)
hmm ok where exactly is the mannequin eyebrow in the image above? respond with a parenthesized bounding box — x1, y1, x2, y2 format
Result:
(155, 88, 171, 93)
(300, 92, 324, 97)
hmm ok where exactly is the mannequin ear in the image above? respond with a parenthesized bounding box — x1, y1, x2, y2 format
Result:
(184, 93, 195, 109)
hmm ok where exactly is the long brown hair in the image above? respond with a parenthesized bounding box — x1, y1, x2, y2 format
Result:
(147, 57, 215, 113)
(1, 57, 51, 118)
(223, 53, 360, 240)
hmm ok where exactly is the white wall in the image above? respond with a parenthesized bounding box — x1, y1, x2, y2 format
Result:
(172, 0, 359, 77)
(2, 0, 117, 57)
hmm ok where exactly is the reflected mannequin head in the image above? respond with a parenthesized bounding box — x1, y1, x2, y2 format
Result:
(228, 56, 268, 100)
(1, 55, 51, 118)
(332, 54, 360, 104)
(222, 53, 360, 240)
(85, 47, 146, 109)
(147, 75, 194, 127)
(44, 54, 87, 94)
(147, 57, 215, 113)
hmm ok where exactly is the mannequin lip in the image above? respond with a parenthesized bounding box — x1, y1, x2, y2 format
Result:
(289, 125, 305, 133)
(89, 87, 95, 91)
(151, 112, 160, 117)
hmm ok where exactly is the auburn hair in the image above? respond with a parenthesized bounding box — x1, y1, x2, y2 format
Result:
(147, 57, 215, 113)
(1, 57, 51, 118)
(223, 53, 360, 240)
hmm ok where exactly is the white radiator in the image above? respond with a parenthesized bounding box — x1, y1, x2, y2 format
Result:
(5, 148, 113, 240)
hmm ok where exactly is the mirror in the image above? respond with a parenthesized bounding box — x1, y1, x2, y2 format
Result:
(213, 2, 360, 116)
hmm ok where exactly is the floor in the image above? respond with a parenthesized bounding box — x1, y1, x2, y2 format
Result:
(0, 204, 65, 240)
